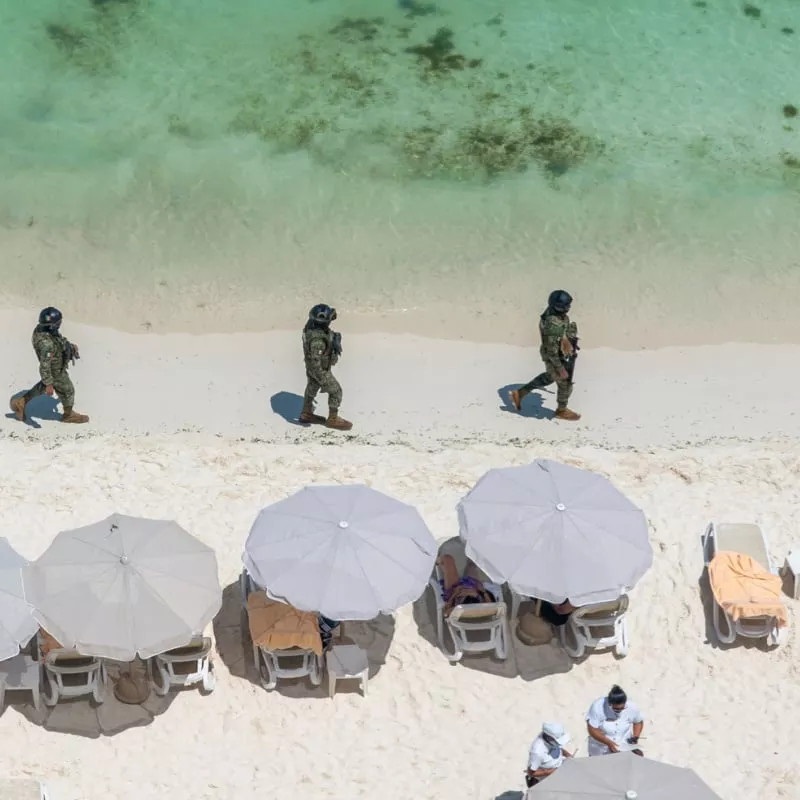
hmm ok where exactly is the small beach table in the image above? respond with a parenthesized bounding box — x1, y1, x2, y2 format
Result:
(0, 653, 41, 712)
(326, 645, 369, 697)
(784, 549, 800, 600)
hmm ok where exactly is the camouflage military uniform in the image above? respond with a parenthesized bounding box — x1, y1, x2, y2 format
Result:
(302, 325, 343, 415)
(25, 327, 76, 409)
(518, 309, 578, 409)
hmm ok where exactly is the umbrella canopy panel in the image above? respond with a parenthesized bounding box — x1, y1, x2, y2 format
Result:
(24, 514, 221, 661)
(458, 459, 652, 605)
(244, 484, 437, 620)
(0, 538, 39, 661)
(530, 751, 722, 798)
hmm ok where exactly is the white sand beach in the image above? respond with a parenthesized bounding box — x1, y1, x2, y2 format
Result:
(1, 308, 799, 799)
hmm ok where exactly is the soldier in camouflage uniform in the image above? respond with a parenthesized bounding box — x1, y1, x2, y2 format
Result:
(509, 290, 581, 421)
(300, 304, 352, 431)
(10, 307, 89, 424)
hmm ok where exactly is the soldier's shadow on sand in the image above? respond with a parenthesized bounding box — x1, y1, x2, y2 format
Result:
(270, 391, 308, 426)
(497, 384, 554, 420)
(5, 391, 61, 429)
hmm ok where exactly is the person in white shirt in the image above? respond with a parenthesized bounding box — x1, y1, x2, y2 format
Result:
(585, 685, 645, 757)
(525, 721, 573, 787)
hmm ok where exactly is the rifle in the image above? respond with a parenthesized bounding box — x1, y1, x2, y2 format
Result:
(331, 331, 342, 358)
(63, 340, 80, 366)
(563, 336, 579, 382)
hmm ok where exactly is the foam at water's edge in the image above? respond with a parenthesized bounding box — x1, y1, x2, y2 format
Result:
(2, 0, 799, 345)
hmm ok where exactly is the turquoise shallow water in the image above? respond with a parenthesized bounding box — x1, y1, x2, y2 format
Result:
(2, 0, 800, 345)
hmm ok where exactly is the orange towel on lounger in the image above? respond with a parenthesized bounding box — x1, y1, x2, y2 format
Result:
(247, 591, 323, 656)
(708, 551, 788, 628)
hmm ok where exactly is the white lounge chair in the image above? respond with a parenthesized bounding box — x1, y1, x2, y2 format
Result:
(148, 637, 216, 695)
(702, 522, 786, 646)
(253, 642, 322, 691)
(429, 563, 509, 663)
(43, 649, 107, 706)
(326, 644, 369, 697)
(559, 595, 630, 658)
(0, 651, 42, 712)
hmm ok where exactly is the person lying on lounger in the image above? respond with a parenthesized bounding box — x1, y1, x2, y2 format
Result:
(437, 554, 497, 615)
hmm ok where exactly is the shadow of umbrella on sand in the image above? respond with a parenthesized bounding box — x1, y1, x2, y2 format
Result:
(11, 513, 221, 736)
(11, 658, 177, 738)
(213, 579, 396, 700)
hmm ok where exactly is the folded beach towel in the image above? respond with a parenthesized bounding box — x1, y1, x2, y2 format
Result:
(247, 591, 323, 656)
(708, 551, 788, 627)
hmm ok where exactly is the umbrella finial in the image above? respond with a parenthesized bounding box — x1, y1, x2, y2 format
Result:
(556, 503, 566, 511)
(338, 521, 349, 529)
(626, 792, 638, 799)
(120, 555, 130, 566)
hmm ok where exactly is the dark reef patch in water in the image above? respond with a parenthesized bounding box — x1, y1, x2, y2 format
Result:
(44, 0, 141, 75)
(405, 28, 482, 77)
(223, 16, 604, 182)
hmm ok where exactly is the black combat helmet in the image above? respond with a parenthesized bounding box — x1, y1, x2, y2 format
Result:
(308, 304, 337, 326)
(38, 306, 63, 331)
(547, 290, 572, 314)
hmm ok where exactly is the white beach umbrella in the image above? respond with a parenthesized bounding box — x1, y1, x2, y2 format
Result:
(243, 485, 437, 620)
(0, 538, 39, 661)
(458, 459, 652, 605)
(23, 514, 221, 661)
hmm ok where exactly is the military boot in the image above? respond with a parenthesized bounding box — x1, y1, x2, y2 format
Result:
(299, 409, 326, 425)
(554, 407, 580, 421)
(326, 413, 352, 431)
(10, 397, 26, 422)
(61, 407, 89, 424)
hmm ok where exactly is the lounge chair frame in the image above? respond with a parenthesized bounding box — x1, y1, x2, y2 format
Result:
(253, 643, 323, 691)
(43, 648, 107, 706)
(148, 636, 216, 695)
(242, 569, 324, 690)
(702, 522, 785, 647)
(428, 564, 509, 663)
(559, 595, 630, 659)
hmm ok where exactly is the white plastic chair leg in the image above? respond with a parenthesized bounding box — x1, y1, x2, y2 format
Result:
(615, 619, 630, 658)
(713, 604, 736, 645)
(93, 665, 106, 704)
(201, 662, 216, 693)
(495, 619, 509, 660)
(155, 661, 170, 697)
(560, 621, 586, 659)
(309, 656, 322, 687)
(443, 624, 464, 663)
(43, 674, 58, 707)
(258, 652, 277, 691)
(32, 682, 40, 713)
(361, 672, 368, 697)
